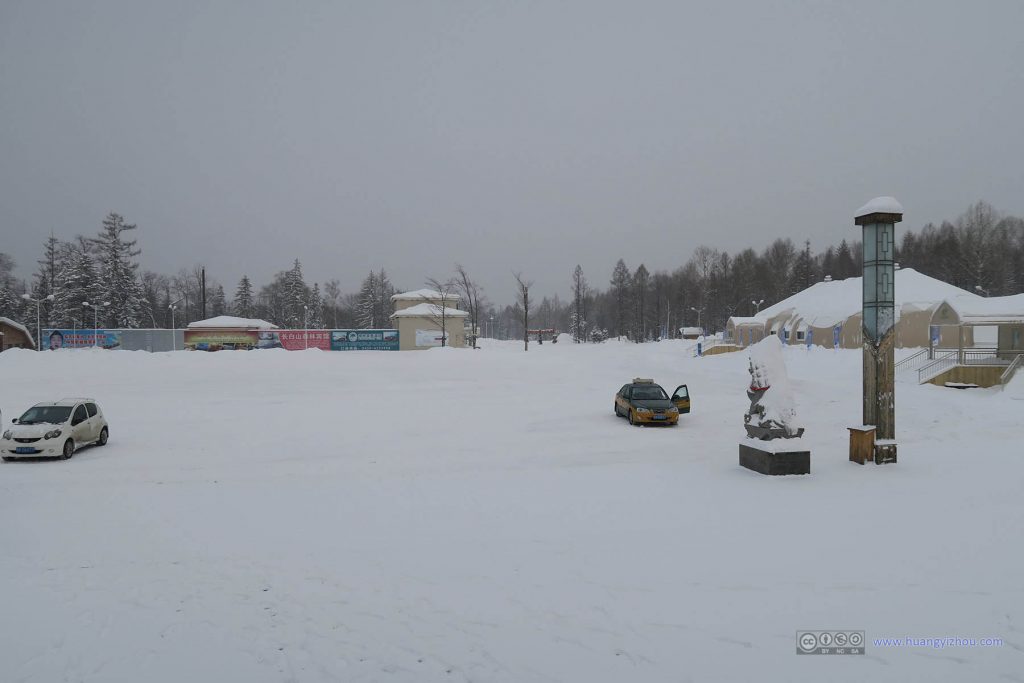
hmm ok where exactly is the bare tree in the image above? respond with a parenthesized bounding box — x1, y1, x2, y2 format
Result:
(423, 277, 458, 347)
(454, 264, 483, 348)
(514, 271, 532, 351)
(571, 264, 588, 343)
(323, 279, 341, 328)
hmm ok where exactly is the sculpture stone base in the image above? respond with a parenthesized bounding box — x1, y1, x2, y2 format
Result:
(739, 440, 810, 475)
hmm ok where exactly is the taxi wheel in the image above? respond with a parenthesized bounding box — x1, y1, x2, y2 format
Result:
(629, 410, 639, 426)
(614, 403, 621, 417)
(62, 439, 75, 460)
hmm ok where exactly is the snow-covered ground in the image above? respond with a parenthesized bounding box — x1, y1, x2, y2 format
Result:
(1, 341, 1021, 682)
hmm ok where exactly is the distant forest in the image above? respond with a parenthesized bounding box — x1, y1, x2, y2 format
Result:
(2, 201, 1022, 343)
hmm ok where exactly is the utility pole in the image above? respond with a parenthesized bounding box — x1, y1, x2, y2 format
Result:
(201, 267, 207, 320)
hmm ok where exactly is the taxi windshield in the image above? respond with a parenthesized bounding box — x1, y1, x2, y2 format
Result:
(632, 386, 668, 401)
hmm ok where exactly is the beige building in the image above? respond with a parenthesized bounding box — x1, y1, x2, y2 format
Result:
(390, 289, 469, 351)
(725, 268, 984, 351)
(0, 317, 35, 351)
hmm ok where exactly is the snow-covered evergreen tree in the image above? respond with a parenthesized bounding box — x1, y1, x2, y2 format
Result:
(283, 259, 308, 327)
(210, 284, 227, 317)
(92, 212, 145, 328)
(32, 234, 63, 327)
(234, 275, 254, 318)
(51, 244, 100, 328)
(308, 282, 324, 329)
(356, 269, 394, 328)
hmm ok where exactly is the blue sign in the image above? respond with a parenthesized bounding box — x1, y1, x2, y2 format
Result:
(929, 325, 939, 348)
(833, 325, 841, 350)
(43, 329, 121, 350)
(696, 341, 703, 357)
(806, 329, 814, 349)
(330, 329, 399, 351)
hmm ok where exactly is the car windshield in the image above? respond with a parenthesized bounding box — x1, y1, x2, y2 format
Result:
(632, 386, 668, 401)
(18, 406, 73, 425)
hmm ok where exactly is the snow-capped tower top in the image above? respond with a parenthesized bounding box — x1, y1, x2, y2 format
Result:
(854, 196, 904, 224)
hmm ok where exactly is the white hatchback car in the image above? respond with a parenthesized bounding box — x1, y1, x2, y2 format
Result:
(1, 399, 109, 461)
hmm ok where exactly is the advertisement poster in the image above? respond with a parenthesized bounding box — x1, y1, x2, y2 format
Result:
(43, 329, 121, 350)
(833, 326, 841, 350)
(332, 329, 399, 351)
(806, 329, 814, 349)
(184, 329, 258, 351)
(255, 330, 332, 351)
(414, 329, 445, 348)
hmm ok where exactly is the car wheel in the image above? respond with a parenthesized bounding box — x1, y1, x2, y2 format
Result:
(629, 410, 637, 426)
(2, 457, 13, 462)
(614, 403, 621, 417)
(98, 427, 108, 446)
(62, 439, 75, 460)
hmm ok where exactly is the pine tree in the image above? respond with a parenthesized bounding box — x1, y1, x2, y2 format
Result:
(234, 275, 254, 318)
(610, 259, 632, 339)
(309, 283, 324, 329)
(283, 259, 308, 327)
(92, 212, 145, 328)
(789, 240, 814, 293)
(356, 271, 379, 328)
(210, 284, 227, 317)
(570, 265, 588, 343)
(51, 243, 100, 328)
(633, 264, 650, 341)
(32, 234, 63, 327)
(835, 239, 856, 279)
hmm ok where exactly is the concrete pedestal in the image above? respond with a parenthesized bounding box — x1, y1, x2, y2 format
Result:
(739, 440, 810, 475)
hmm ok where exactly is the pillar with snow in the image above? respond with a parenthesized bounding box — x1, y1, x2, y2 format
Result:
(854, 197, 902, 464)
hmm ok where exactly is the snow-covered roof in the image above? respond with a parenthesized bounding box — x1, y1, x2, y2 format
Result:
(391, 289, 461, 302)
(0, 316, 35, 348)
(855, 196, 904, 218)
(755, 268, 979, 328)
(187, 316, 279, 329)
(944, 293, 1024, 325)
(679, 327, 703, 335)
(728, 317, 763, 326)
(390, 303, 469, 319)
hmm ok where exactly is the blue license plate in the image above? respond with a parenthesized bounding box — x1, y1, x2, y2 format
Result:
(653, 415, 667, 420)
(15, 447, 36, 454)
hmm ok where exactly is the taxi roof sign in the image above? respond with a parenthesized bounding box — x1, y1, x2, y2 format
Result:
(632, 378, 654, 384)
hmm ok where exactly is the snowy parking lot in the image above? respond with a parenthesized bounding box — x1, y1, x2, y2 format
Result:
(1, 341, 1022, 682)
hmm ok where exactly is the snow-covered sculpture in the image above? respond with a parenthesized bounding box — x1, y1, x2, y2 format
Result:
(744, 336, 804, 440)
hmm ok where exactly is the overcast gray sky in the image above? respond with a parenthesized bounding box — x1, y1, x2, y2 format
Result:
(2, 1, 1022, 302)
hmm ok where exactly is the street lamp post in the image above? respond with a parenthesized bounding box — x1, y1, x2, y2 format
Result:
(169, 298, 184, 351)
(752, 299, 765, 315)
(21, 293, 55, 351)
(303, 305, 309, 349)
(690, 306, 703, 336)
(82, 301, 111, 347)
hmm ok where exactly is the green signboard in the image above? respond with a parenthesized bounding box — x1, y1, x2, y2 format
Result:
(330, 329, 399, 351)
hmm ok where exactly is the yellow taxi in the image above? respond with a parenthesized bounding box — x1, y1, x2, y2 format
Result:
(614, 378, 690, 426)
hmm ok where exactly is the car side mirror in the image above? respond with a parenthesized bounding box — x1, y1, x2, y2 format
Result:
(11, 418, 17, 424)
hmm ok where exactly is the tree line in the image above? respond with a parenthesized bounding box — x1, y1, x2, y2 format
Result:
(1, 202, 1022, 344)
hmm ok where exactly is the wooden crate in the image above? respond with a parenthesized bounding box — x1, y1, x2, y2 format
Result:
(848, 426, 876, 465)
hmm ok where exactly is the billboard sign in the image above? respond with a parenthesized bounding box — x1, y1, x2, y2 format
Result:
(415, 329, 449, 348)
(184, 329, 259, 351)
(43, 329, 121, 350)
(331, 329, 399, 351)
(833, 325, 841, 350)
(255, 330, 332, 351)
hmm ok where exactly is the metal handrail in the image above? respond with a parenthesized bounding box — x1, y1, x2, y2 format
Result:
(917, 351, 959, 384)
(1001, 353, 1024, 388)
(895, 348, 930, 374)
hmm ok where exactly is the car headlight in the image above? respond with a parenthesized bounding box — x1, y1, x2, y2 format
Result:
(668, 406, 679, 414)
(44, 429, 63, 440)
(1, 430, 10, 440)
(635, 407, 653, 414)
